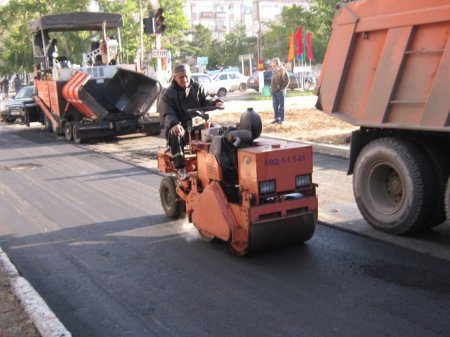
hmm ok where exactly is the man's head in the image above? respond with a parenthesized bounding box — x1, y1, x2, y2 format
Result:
(271, 57, 281, 69)
(173, 64, 191, 89)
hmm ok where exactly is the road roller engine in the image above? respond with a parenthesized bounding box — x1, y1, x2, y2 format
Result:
(157, 107, 318, 255)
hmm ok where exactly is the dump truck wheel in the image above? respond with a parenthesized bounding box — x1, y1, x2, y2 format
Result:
(445, 177, 450, 223)
(414, 141, 449, 228)
(160, 176, 185, 219)
(64, 122, 73, 141)
(72, 123, 83, 144)
(353, 137, 434, 234)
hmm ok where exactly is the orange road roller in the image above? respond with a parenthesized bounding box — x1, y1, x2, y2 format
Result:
(157, 107, 318, 255)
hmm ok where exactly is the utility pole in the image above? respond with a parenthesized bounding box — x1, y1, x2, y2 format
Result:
(254, 0, 262, 68)
(139, 0, 144, 70)
(254, 0, 264, 93)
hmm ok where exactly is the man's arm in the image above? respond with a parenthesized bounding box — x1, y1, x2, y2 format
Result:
(161, 90, 182, 133)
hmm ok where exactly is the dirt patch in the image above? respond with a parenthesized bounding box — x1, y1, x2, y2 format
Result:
(0, 268, 41, 337)
(210, 107, 357, 145)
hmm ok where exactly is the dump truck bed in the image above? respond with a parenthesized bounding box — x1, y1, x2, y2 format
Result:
(316, 0, 450, 131)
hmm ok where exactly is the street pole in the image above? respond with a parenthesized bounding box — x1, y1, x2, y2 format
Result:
(255, 0, 262, 65)
(139, 0, 144, 71)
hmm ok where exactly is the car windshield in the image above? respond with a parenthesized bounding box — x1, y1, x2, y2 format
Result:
(195, 76, 211, 84)
(15, 86, 34, 99)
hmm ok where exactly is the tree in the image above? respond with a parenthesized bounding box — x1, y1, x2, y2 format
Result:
(0, 0, 90, 75)
(206, 25, 256, 69)
(308, 0, 352, 62)
(187, 24, 213, 57)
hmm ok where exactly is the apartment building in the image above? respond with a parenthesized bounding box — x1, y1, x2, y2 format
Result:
(184, 0, 309, 40)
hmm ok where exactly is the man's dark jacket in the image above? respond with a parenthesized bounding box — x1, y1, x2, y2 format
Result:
(161, 78, 219, 136)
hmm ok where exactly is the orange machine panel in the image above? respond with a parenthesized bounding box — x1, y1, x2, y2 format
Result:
(36, 79, 60, 116)
(237, 140, 313, 196)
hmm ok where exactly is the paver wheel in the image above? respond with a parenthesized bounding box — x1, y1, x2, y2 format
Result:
(72, 123, 83, 144)
(64, 122, 73, 141)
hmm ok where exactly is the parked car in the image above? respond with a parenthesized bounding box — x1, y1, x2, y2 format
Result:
(247, 70, 316, 91)
(191, 73, 222, 97)
(210, 71, 248, 97)
(0, 85, 41, 126)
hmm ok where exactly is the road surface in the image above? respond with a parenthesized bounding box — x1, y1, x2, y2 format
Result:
(1, 123, 450, 337)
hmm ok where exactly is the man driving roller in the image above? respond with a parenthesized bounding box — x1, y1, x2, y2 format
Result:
(160, 63, 224, 179)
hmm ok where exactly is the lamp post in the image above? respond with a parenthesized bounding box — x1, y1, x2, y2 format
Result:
(254, 0, 264, 93)
(254, 0, 262, 66)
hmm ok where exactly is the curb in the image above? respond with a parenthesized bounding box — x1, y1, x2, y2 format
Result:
(260, 133, 350, 159)
(0, 246, 72, 337)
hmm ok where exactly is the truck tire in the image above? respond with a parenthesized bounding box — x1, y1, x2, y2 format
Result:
(445, 177, 450, 222)
(160, 176, 185, 219)
(414, 141, 449, 227)
(353, 137, 434, 234)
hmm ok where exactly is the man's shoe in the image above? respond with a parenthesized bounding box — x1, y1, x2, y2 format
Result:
(270, 120, 277, 124)
(177, 167, 188, 180)
(277, 120, 284, 124)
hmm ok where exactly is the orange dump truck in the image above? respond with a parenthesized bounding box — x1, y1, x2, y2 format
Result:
(316, 0, 450, 234)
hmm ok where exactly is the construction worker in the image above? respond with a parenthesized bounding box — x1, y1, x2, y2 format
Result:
(160, 63, 224, 179)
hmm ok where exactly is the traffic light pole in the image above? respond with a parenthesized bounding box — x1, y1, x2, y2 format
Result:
(155, 33, 162, 77)
(139, 0, 144, 70)
(255, 0, 262, 65)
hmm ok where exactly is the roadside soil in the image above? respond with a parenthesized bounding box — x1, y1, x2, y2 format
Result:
(0, 100, 356, 337)
(0, 268, 41, 337)
(209, 106, 357, 145)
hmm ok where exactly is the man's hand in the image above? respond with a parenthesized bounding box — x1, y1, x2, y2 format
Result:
(215, 101, 225, 109)
(169, 124, 185, 137)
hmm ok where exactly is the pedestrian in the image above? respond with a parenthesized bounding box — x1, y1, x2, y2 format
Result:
(2, 77, 10, 98)
(269, 57, 290, 124)
(14, 75, 22, 93)
(160, 63, 224, 179)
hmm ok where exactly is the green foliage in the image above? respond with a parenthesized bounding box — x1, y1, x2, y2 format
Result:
(0, 0, 90, 75)
(0, 0, 190, 74)
(187, 24, 213, 57)
(0, 0, 345, 75)
(192, 25, 256, 68)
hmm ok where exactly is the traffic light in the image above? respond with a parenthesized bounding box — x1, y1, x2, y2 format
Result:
(143, 17, 155, 34)
(155, 8, 166, 34)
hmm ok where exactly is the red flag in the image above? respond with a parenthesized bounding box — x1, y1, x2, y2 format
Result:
(295, 26, 303, 56)
(306, 31, 314, 62)
(288, 31, 295, 62)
